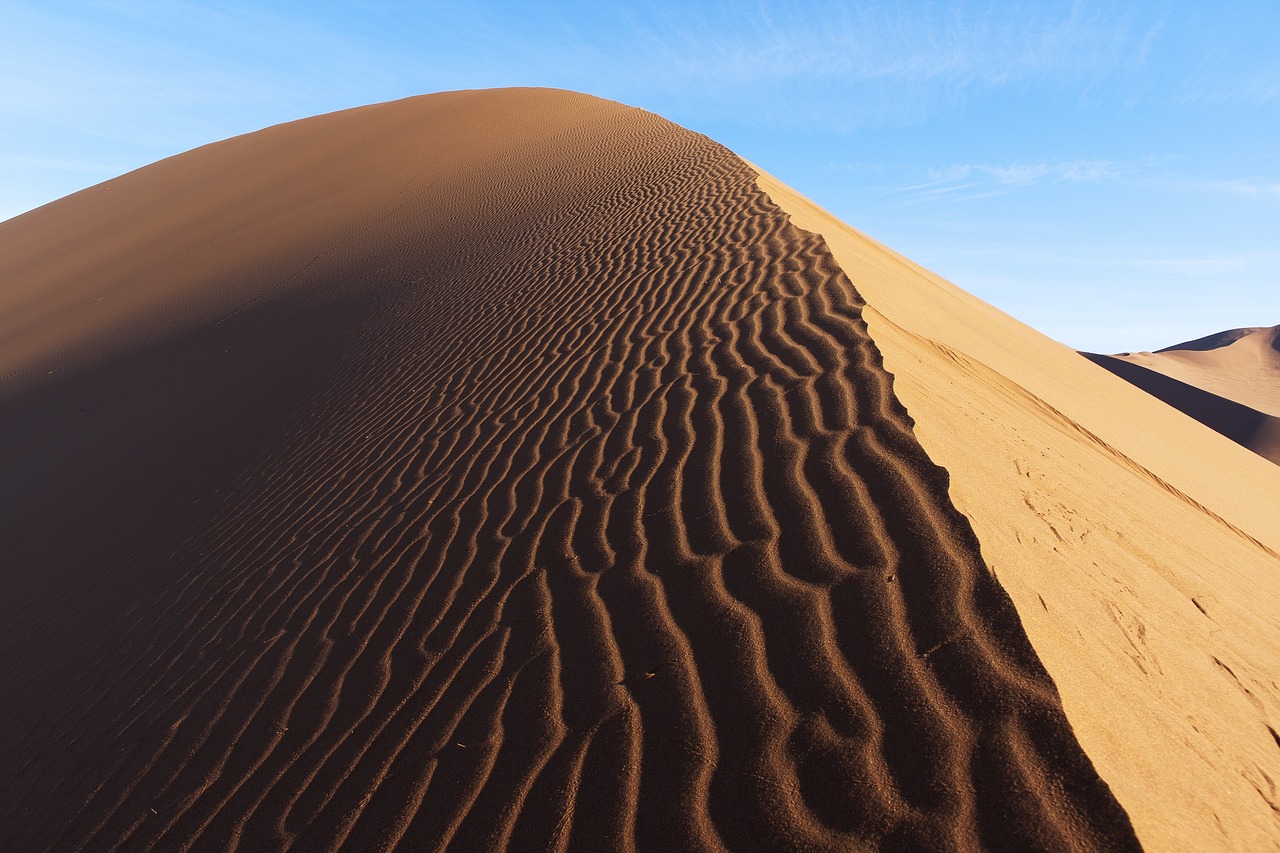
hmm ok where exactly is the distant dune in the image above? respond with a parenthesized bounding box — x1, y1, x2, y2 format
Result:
(1083, 326, 1280, 464)
(1, 89, 1277, 852)
(1140, 326, 1280, 415)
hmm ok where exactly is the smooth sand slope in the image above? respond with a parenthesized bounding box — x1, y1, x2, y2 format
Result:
(756, 176, 1280, 850)
(0, 91, 1140, 851)
(1082, 327, 1280, 464)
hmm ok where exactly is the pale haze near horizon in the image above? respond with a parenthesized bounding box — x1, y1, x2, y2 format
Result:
(2, 0, 1276, 353)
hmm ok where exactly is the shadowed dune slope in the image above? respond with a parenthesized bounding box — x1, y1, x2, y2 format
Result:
(0, 90, 1137, 851)
(755, 172, 1280, 851)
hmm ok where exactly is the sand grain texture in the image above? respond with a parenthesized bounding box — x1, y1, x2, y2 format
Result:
(0, 90, 1139, 851)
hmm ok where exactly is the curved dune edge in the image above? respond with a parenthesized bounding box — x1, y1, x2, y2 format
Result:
(0, 89, 1144, 851)
(751, 169, 1280, 851)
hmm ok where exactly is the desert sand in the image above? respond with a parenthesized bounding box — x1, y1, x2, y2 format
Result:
(1082, 327, 1280, 464)
(0, 89, 1275, 851)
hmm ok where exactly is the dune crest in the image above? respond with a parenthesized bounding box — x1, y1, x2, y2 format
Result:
(0, 90, 1139, 850)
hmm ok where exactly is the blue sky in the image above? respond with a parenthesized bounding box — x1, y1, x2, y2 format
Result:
(2, 1, 1277, 351)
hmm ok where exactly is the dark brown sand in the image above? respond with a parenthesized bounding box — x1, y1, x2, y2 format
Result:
(0, 89, 1137, 851)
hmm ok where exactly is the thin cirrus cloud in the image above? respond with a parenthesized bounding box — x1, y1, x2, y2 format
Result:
(2, 1, 1271, 141)
(0, 154, 118, 174)
(603, 1, 1164, 129)
(1162, 179, 1280, 199)
(837, 159, 1280, 209)
(628, 2, 1144, 85)
(0, 1, 430, 139)
(854, 160, 1127, 205)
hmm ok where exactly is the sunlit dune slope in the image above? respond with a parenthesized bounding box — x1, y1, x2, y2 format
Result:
(0, 89, 1141, 851)
(755, 172, 1280, 852)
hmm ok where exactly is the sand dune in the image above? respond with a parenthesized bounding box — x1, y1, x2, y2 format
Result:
(1119, 326, 1280, 416)
(1081, 327, 1280, 464)
(0, 89, 1274, 851)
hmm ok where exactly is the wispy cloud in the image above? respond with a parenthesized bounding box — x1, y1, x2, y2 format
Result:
(915, 238, 1280, 278)
(4, 0, 1273, 145)
(850, 158, 1127, 204)
(605, 1, 1163, 128)
(1177, 53, 1280, 106)
(0, 154, 118, 173)
(0, 1, 440, 142)
(942, 160, 1122, 186)
(1154, 178, 1280, 199)
(896, 240, 1280, 352)
(644, 2, 1142, 84)
(835, 156, 1280, 209)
